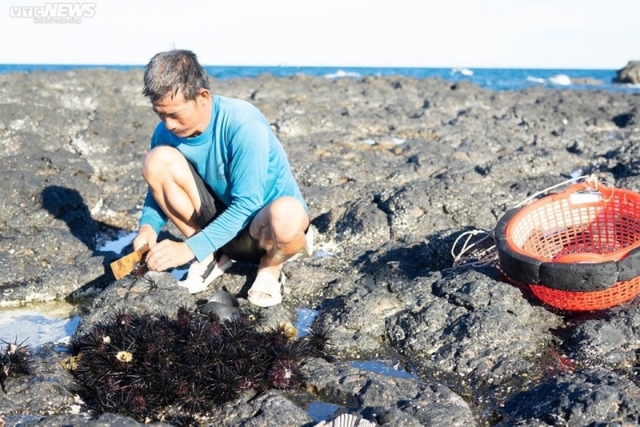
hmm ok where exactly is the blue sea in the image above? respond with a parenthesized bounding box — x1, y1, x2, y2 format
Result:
(1, 64, 639, 93)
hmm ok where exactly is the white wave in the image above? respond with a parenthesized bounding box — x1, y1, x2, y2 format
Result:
(451, 67, 474, 76)
(324, 70, 361, 79)
(549, 74, 572, 86)
(527, 76, 546, 84)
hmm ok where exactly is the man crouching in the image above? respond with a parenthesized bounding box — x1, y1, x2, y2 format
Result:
(132, 49, 311, 307)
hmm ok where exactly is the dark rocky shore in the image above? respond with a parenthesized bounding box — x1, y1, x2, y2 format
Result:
(1, 68, 640, 426)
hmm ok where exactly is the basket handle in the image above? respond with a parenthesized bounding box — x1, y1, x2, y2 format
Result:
(554, 182, 612, 208)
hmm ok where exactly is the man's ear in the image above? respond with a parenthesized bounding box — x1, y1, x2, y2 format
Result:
(197, 89, 210, 106)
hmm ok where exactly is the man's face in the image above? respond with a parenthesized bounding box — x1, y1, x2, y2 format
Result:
(152, 89, 210, 138)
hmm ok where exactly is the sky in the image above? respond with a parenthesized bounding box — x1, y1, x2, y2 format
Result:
(0, 0, 638, 69)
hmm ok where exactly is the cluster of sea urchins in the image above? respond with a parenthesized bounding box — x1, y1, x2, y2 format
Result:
(66, 305, 331, 424)
(0, 339, 33, 393)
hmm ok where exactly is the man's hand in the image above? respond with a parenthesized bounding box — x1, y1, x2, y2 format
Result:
(134, 224, 158, 251)
(145, 240, 194, 272)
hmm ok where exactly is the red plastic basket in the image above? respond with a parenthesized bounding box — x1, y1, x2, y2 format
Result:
(528, 280, 640, 311)
(495, 182, 640, 311)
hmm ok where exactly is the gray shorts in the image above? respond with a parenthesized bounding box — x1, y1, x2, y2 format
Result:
(188, 162, 265, 264)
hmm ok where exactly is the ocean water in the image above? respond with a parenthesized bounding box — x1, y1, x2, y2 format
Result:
(1, 64, 639, 93)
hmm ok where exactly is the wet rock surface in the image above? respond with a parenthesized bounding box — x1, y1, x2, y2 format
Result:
(0, 69, 640, 425)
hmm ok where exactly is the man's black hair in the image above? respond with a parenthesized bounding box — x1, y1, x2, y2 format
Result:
(142, 50, 210, 102)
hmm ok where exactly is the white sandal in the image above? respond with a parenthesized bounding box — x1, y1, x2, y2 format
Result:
(179, 254, 232, 294)
(247, 270, 285, 307)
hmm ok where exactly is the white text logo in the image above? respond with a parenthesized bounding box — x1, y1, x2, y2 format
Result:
(9, 3, 96, 24)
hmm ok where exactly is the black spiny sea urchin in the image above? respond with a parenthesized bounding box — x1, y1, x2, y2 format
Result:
(65, 306, 332, 423)
(0, 339, 33, 393)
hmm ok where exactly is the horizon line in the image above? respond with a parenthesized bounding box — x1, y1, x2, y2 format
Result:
(0, 63, 623, 72)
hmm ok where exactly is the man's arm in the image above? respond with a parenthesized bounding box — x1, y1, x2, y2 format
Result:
(186, 121, 271, 261)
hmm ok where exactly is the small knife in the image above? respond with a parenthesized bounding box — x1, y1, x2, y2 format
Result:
(110, 244, 150, 280)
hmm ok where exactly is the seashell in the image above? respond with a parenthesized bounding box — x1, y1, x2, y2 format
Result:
(116, 351, 133, 363)
(314, 413, 377, 427)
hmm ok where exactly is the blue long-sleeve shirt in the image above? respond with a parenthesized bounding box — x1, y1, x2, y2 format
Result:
(139, 95, 308, 262)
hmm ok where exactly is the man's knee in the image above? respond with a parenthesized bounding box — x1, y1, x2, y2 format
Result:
(267, 197, 309, 239)
(142, 146, 182, 182)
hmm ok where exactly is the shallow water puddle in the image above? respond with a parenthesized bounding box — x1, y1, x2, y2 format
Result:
(96, 228, 136, 254)
(313, 241, 339, 259)
(306, 401, 342, 422)
(295, 307, 319, 337)
(0, 301, 81, 349)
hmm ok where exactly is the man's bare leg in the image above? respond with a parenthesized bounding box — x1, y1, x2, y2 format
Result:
(248, 196, 310, 305)
(143, 146, 201, 237)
